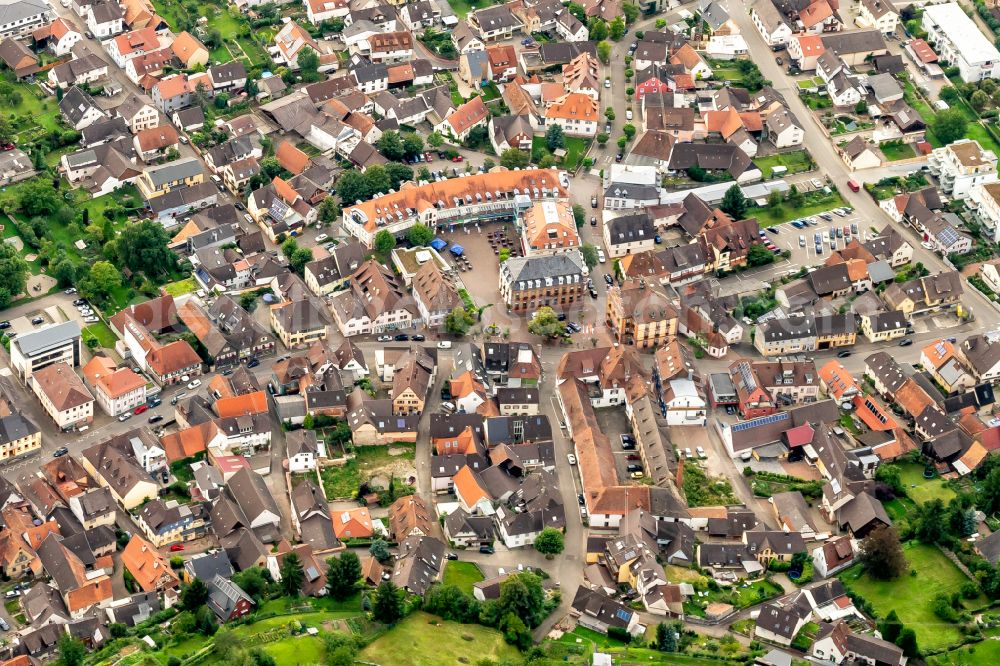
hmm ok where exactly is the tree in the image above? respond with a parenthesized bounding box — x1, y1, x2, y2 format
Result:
(17, 179, 61, 218)
(402, 133, 424, 159)
(232, 567, 271, 602)
(500, 612, 532, 649)
(0, 117, 13, 146)
(567, 2, 585, 21)
(766, 189, 784, 211)
(596, 132, 610, 146)
(572, 204, 586, 227)
(785, 184, 803, 208)
(581, 243, 599, 270)
(720, 184, 749, 219)
(111, 219, 178, 278)
(365, 164, 393, 195)
(377, 131, 406, 161)
(424, 584, 481, 623)
(622, 123, 636, 141)
(297, 47, 321, 82)
(181, 578, 210, 611)
(370, 538, 391, 563)
(747, 244, 775, 267)
(444, 306, 475, 336)
(545, 124, 565, 152)
(896, 628, 919, 658)
(50, 256, 77, 287)
(880, 610, 903, 643)
(500, 149, 530, 169)
(859, 526, 907, 580)
(427, 131, 444, 148)
(497, 572, 546, 628)
(622, 2, 639, 23)
(373, 230, 396, 258)
(326, 551, 362, 600)
(280, 552, 305, 597)
(913, 498, 946, 543)
(88, 261, 121, 298)
(527, 307, 565, 338)
(533, 527, 565, 557)
(609, 16, 626, 40)
(384, 162, 414, 191)
(931, 108, 968, 144)
(597, 41, 611, 65)
(0, 244, 28, 308)
(588, 17, 608, 40)
(407, 223, 435, 247)
(336, 170, 371, 206)
(971, 89, 990, 113)
(617, 136, 628, 150)
(656, 622, 679, 652)
(58, 635, 86, 666)
(372, 581, 403, 624)
(328, 645, 357, 666)
(875, 464, 904, 496)
(318, 196, 341, 224)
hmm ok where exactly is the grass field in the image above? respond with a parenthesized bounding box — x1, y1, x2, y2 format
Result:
(442, 561, 484, 594)
(163, 278, 199, 297)
(753, 150, 814, 179)
(83, 322, 118, 349)
(532, 136, 591, 170)
(840, 542, 983, 651)
(444, 0, 494, 17)
(320, 444, 415, 499)
(753, 191, 846, 226)
(361, 612, 520, 666)
(880, 142, 917, 162)
(895, 462, 956, 505)
(928, 641, 1000, 665)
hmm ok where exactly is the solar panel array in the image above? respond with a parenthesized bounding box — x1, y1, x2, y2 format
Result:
(731, 411, 789, 432)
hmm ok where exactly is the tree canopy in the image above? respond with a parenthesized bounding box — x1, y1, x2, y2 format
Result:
(534, 527, 565, 556)
(527, 307, 565, 338)
(297, 47, 321, 82)
(109, 219, 178, 278)
(931, 108, 968, 145)
(500, 149, 530, 169)
(0, 244, 28, 308)
(406, 223, 435, 247)
(373, 230, 396, 258)
(444, 306, 476, 336)
(373, 581, 403, 624)
(279, 552, 305, 597)
(326, 551, 361, 600)
(720, 184, 749, 219)
(859, 526, 907, 580)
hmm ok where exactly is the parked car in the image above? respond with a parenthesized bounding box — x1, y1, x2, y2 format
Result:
(446, 553, 459, 560)
(696, 446, 707, 459)
(597, 249, 606, 263)
(53, 447, 68, 457)
(567, 453, 577, 465)
(0, 322, 9, 330)
(604, 273, 614, 286)
(30, 317, 44, 325)
(394, 333, 410, 341)
(590, 216, 597, 226)
(246, 358, 260, 368)
(134, 405, 148, 415)
(604, 77, 611, 88)
(437, 340, 452, 349)
(118, 413, 132, 422)
(591, 195, 598, 208)
(148, 414, 163, 424)
(899, 338, 913, 346)
(315, 233, 329, 243)
(377, 334, 393, 342)
(578, 493, 585, 506)
(411, 334, 426, 341)
(83, 316, 99, 323)
(187, 379, 202, 390)
(64, 287, 77, 294)
(479, 545, 495, 554)
(169, 544, 184, 552)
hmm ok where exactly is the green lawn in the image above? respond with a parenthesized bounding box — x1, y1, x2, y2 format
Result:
(840, 542, 984, 652)
(83, 322, 118, 349)
(320, 444, 415, 499)
(443, 0, 493, 17)
(531, 136, 591, 170)
(163, 278, 199, 297)
(753, 191, 846, 226)
(361, 612, 520, 666)
(880, 142, 917, 162)
(895, 462, 956, 505)
(6, 81, 63, 143)
(753, 150, 814, 179)
(442, 561, 484, 594)
(928, 640, 1000, 665)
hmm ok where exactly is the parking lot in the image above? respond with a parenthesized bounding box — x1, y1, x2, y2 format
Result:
(759, 206, 871, 267)
(593, 406, 645, 484)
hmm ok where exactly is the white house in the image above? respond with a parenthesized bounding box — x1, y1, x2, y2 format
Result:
(856, 0, 898, 35)
(750, 2, 792, 47)
(661, 379, 707, 426)
(929, 139, 999, 200)
(286, 429, 320, 473)
(765, 107, 804, 148)
(85, 0, 124, 39)
(1, 0, 53, 38)
(980, 258, 1000, 293)
(923, 2, 1000, 83)
(40, 17, 83, 56)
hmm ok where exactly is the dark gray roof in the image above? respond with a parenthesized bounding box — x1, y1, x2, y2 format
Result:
(607, 213, 655, 246)
(503, 252, 585, 288)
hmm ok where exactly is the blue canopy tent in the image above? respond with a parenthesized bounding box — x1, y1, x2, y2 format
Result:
(450, 245, 465, 257)
(430, 238, 447, 251)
